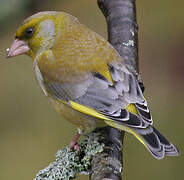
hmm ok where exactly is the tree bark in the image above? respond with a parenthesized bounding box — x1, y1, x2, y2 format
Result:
(90, 0, 140, 179)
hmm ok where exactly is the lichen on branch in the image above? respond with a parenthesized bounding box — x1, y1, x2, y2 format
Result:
(35, 132, 104, 180)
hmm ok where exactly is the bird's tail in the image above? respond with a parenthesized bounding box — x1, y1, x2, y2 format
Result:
(133, 126, 179, 159)
(105, 120, 179, 159)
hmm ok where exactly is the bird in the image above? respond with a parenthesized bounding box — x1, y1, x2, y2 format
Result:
(7, 11, 179, 159)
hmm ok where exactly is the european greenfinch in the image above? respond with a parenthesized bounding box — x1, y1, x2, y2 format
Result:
(7, 11, 179, 159)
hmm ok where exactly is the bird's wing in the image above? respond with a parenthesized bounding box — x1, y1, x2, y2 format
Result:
(109, 62, 152, 124)
(34, 56, 152, 128)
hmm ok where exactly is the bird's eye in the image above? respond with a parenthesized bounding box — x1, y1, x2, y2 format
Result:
(25, 27, 34, 38)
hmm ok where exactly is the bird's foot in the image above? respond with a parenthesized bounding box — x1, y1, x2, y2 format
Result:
(69, 133, 81, 152)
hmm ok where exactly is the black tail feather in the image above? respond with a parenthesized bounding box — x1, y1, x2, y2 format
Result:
(152, 127, 180, 156)
(140, 126, 179, 159)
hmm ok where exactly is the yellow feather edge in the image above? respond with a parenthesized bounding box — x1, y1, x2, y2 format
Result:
(69, 100, 147, 148)
(99, 64, 113, 83)
(69, 101, 109, 120)
(104, 120, 147, 147)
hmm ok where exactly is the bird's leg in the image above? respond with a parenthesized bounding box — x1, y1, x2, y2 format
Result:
(69, 132, 81, 152)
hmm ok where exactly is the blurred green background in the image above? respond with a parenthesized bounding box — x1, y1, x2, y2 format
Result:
(0, 0, 183, 179)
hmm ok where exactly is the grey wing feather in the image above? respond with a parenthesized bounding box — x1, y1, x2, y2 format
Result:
(109, 62, 152, 124)
(109, 63, 144, 103)
(34, 60, 152, 128)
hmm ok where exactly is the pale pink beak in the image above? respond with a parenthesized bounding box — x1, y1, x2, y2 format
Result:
(6, 39, 30, 58)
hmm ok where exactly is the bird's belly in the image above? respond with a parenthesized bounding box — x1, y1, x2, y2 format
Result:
(48, 97, 105, 131)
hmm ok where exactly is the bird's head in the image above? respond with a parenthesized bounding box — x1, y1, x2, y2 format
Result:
(7, 11, 68, 59)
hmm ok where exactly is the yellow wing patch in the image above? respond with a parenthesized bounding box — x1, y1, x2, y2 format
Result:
(98, 64, 113, 83)
(126, 103, 138, 115)
(69, 101, 110, 121)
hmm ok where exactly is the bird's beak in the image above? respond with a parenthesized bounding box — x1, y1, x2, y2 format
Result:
(6, 39, 30, 58)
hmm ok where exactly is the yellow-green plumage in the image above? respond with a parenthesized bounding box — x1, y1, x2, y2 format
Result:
(9, 11, 179, 159)
(36, 16, 118, 83)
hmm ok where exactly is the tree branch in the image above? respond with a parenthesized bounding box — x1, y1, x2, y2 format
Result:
(90, 127, 123, 180)
(90, 0, 141, 179)
(98, 0, 139, 70)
